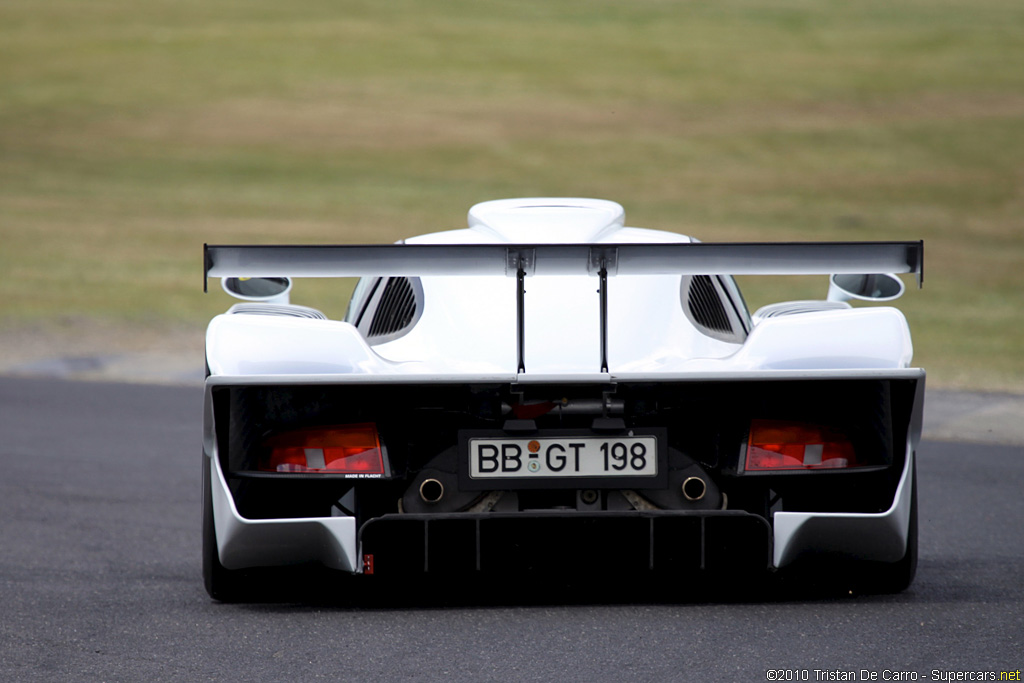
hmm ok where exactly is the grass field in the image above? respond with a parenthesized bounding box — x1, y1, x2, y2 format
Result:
(1, 0, 1022, 390)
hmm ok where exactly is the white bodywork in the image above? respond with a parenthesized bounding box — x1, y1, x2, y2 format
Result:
(203, 198, 924, 576)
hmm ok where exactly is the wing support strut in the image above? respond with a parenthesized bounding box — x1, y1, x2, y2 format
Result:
(598, 263, 609, 374)
(516, 265, 526, 374)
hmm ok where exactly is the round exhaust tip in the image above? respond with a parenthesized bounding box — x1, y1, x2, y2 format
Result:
(419, 478, 445, 504)
(682, 476, 707, 502)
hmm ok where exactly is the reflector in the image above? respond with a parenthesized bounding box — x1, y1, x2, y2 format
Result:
(261, 423, 384, 474)
(745, 419, 858, 471)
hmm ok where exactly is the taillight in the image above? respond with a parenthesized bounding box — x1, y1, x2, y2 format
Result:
(744, 419, 858, 471)
(261, 423, 384, 474)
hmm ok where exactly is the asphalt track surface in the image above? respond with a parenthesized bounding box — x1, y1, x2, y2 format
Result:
(1, 377, 1021, 682)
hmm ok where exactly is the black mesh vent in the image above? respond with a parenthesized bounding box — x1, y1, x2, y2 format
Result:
(688, 275, 732, 333)
(368, 277, 417, 339)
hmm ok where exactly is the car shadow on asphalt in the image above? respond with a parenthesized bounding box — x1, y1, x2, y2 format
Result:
(204, 564, 920, 610)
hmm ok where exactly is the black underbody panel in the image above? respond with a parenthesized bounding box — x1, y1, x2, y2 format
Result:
(360, 510, 771, 577)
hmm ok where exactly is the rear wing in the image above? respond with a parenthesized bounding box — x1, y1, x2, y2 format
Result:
(205, 241, 923, 287)
(204, 241, 923, 374)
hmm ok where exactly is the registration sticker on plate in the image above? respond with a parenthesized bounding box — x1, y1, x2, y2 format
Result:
(468, 435, 658, 480)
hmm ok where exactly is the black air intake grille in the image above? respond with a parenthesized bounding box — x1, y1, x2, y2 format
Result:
(368, 277, 417, 339)
(688, 275, 732, 333)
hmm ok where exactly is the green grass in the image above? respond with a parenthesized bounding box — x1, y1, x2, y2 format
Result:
(1, 0, 1022, 390)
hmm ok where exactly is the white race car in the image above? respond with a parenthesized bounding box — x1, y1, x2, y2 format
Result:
(202, 198, 924, 600)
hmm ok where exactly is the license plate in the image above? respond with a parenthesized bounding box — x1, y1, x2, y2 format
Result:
(468, 435, 658, 480)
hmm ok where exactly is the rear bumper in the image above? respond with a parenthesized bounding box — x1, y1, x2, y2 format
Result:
(208, 453, 359, 572)
(203, 372, 922, 574)
(207, 446, 914, 574)
(773, 447, 915, 567)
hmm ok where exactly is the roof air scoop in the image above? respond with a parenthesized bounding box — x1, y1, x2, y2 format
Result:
(222, 276, 291, 304)
(827, 273, 906, 303)
(467, 198, 626, 243)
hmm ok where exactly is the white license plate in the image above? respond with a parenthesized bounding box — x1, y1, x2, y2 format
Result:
(468, 435, 658, 479)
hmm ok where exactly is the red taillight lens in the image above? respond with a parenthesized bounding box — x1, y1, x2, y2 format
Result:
(261, 423, 384, 474)
(745, 419, 858, 471)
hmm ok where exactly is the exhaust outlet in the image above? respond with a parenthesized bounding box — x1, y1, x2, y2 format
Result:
(419, 478, 445, 504)
(681, 476, 707, 502)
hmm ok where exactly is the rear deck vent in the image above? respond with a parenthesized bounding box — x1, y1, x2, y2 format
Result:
(681, 275, 747, 344)
(753, 300, 851, 323)
(227, 303, 327, 320)
(366, 277, 422, 342)
(688, 275, 732, 333)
